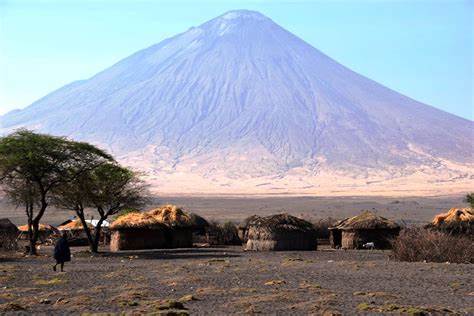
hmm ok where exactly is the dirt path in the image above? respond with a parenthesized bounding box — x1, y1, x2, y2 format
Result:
(1, 246, 472, 315)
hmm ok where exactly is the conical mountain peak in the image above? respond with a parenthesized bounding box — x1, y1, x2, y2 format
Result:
(198, 9, 276, 35)
(1, 10, 472, 195)
(218, 10, 269, 21)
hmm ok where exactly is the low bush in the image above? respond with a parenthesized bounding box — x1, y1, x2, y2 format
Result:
(391, 228, 473, 264)
(425, 221, 474, 237)
(206, 221, 241, 245)
(0, 232, 18, 252)
(312, 217, 338, 240)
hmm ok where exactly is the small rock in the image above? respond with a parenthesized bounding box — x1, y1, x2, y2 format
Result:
(39, 298, 51, 304)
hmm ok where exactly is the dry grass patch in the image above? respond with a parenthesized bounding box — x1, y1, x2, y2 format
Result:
(227, 291, 298, 309)
(353, 291, 398, 299)
(195, 286, 226, 296)
(356, 302, 456, 314)
(229, 287, 258, 294)
(281, 256, 313, 267)
(111, 290, 149, 307)
(298, 281, 323, 291)
(178, 294, 199, 302)
(0, 302, 26, 311)
(149, 299, 189, 315)
(264, 280, 286, 286)
(33, 277, 65, 286)
(0, 292, 16, 300)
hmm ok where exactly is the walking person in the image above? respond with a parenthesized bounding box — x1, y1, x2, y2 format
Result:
(53, 231, 71, 272)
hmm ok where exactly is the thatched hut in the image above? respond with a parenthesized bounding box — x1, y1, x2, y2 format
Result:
(427, 207, 473, 237)
(238, 215, 261, 243)
(329, 211, 400, 249)
(245, 214, 317, 251)
(17, 224, 59, 244)
(110, 205, 193, 251)
(58, 219, 94, 246)
(0, 218, 19, 251)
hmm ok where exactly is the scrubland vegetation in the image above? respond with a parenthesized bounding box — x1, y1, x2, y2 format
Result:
(392, 227, 473, 264)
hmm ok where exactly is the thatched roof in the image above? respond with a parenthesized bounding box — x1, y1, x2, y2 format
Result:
(110, 212, 166, 230)
(110, 205, 192, 230)
(238, 215, 262, 229)
(432, 208, 473, 225)
(247, 214, 315, 233)
(189, 213, 209, 228)
(0, 218, 19, 234)
(148, 205, 191, 227)
(58, 219, 93, 231)
(330, 211, 399, 231)
(18, 223, 58, 232)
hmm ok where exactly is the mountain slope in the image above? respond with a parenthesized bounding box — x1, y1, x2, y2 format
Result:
(1, 10, 473, 195)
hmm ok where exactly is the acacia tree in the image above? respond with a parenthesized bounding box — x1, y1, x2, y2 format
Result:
(0, 130, 113, 254)
(465, 193, 474, 208)
(53, 163, 147, 253)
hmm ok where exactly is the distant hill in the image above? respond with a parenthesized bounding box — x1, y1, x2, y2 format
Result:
(1, 10, 473, 195)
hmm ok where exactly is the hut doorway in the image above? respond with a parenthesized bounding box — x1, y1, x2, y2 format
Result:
(330, 229, 342, 248)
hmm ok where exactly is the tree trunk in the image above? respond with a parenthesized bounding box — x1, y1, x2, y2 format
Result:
(76, 210, 95, 252)
(29, 195, 48, 255)
(27, 221, 36, 255)
(25, 203, 36, 255)
(91, 218, 105, 253)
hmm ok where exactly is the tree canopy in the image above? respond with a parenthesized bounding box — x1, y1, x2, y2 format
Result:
(0, 130, 114, 254)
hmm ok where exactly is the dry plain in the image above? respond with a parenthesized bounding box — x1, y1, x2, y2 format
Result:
(0, 195, 472, 315)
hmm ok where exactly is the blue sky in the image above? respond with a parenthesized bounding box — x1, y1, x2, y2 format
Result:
(0, 0, 472, 119)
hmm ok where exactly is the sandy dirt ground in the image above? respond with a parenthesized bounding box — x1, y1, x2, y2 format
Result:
(0, 245, 473, 315)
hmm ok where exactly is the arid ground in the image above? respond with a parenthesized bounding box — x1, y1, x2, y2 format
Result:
(0, 194, 467, 226)
(1, 245, 473, 315)
(1, 195, 472, 315)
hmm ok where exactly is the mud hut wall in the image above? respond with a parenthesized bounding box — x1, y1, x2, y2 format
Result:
(341, 229, 399, 249)
(246, 229, 317, 251)
(110, 229, 168, 251)
(169, 228, 193, 248)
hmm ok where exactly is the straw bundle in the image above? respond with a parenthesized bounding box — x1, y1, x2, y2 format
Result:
(110, 212, 164, 230)
(148, 205, 191, 227)
(18, 223, 57, 232)
(110, 205, 192, 230)
(432, 208, 473, 225)
(58, 219, 93, 230)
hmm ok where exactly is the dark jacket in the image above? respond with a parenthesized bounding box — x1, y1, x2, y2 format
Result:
(54, 236, 71, 263)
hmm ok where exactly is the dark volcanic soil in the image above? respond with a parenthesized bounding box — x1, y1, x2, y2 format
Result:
(1, 246, 473, 315)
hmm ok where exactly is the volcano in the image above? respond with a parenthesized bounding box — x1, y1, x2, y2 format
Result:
(1, 10, 473, 195)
